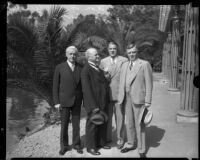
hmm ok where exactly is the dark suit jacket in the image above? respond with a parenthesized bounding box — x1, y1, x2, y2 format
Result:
(81, 62, 109, 114)
(53, 62, 83, 107)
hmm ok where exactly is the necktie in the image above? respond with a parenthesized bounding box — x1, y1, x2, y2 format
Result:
(71, 64, 75, 72)
(129, 61, 133, 70)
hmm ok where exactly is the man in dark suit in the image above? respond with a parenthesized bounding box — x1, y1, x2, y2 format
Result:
(53, 46, 83, 155)
(81, 47, 111, 156)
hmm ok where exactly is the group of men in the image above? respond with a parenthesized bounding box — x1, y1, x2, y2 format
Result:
(53, 41, 153, 158)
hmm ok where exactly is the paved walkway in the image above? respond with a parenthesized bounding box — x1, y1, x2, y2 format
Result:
(73, 72, 198, 158)
(6, 73, 198, 159)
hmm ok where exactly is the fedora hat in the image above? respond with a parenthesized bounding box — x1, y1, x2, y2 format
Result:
(139, 106, 153, 125)
(90, 110, 108, 125)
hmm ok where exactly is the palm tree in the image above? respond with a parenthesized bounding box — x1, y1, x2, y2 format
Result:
(7, 5, 68, 110)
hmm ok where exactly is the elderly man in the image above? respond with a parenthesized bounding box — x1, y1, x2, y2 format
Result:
(53, 46, 83, 155)
(118, 43, 153, 158)
(100, 42, 128, 149)
(81, 47, 111, 156)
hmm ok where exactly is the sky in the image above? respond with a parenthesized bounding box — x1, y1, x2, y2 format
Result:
(27, 5, 112, 26)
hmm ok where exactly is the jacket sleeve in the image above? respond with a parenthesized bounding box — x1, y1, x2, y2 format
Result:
(81, 69, 98, 113)
(144, 62, 153, 104)
(53, 65, 60, 105)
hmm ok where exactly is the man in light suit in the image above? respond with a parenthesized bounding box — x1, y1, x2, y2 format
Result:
(53, 46, 83, 155)
(100, 42, 128, 149)
(118, 43, 153, 158)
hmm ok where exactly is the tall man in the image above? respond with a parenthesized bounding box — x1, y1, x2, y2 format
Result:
(81, 47, 111, 156)
(100, 42, 128, 149)
(118, 43, 153, 158)
(53, 46, 83, 155)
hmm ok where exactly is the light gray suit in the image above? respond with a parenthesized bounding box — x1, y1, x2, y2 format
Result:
(100, 55, 128, 142)
(118, 58, 153, 153)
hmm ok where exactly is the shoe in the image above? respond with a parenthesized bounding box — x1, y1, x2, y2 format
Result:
(101, 145, 111, 149)
(117, 143, 124, 149)
(139, 153, 146, 158)
(87, 148, 101, 155)
(73, 146, 83, 154)
(117, 140, 124, 149)
(121, 146, 137, 153)
(59, 148, 69, 155)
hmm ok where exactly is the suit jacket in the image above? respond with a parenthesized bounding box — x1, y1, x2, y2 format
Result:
(53, 62, 82, 107)
(100, 56, 128, 101)
(118, 58, 153, 105)
(81, 62, 109, 114)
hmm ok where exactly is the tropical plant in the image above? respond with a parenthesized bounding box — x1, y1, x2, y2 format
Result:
(7, 5, 68, 110)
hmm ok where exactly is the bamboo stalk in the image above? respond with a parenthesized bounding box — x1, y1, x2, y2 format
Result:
(180, 4, 189, 109)
(185, 3, 192, 110)
(189, 7, 195, 111)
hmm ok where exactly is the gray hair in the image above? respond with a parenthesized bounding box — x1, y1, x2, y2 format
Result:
(85, 47, 97, 59)
(65, 46, 78, 54)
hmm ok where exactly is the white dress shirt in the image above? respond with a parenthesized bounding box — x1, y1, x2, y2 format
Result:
(88, 61, 99, 71)
(129, 58, 138, 70)
(67, 60, 75, 71)
(110, 56, 118, 65)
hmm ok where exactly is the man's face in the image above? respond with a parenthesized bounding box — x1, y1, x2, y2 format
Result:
(66, 49, 77, 63)
(108, 43, 117, 58)
(127, 46, 138, 61)
(88, 49, 100, 65)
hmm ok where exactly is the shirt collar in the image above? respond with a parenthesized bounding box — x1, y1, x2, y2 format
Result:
(88, 61, 99, 71)
(67, 60, 75, 68)
(129, 58, 139, 65)
(110, 56, 118, 64)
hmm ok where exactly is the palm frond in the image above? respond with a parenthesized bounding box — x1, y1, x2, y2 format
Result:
(72, 32, 87, 48)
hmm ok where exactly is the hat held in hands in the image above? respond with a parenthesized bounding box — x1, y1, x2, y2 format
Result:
(90, 110, 108, 125)
(139, 106, 153, 125)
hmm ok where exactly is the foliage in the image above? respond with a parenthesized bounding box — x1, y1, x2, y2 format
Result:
(107, 5, 165, 71)
(7, 5, 68, 108)
(7, 5, 166, 110)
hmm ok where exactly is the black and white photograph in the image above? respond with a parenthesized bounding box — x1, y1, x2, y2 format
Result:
(5, 3, 199, 159)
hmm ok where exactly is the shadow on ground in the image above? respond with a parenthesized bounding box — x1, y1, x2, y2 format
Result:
(145, 125, 165, 153)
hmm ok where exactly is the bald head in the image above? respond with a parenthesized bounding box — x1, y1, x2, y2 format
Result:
(65, 46, 78, 63)
(85, 47, 100, 65)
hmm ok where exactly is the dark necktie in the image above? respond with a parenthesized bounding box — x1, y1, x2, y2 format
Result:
(129, 61, 133, 70)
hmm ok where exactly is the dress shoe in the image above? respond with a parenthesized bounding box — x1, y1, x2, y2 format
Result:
(59, 148, 69, 155)
(73, 146, 83, 154)
(101, 145, 111, 149)
(139, 153, 146, 158)
(87, 148, 101, 155)
(117, 140, 124, 149)
(121, 146, 137, 153)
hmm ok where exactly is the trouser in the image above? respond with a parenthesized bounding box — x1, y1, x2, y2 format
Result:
(85, 115, 107, 150)
(60, 104, 81, 150)
(124, 92, 146, 153)
(106, 101, 125, 142)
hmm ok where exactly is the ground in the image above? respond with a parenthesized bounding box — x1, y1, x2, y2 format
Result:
(6, 73, 198, 159)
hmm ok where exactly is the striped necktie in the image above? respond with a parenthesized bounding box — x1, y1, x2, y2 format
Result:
(129, 61, 133, 70)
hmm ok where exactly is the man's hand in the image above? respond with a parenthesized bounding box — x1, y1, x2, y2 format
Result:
(144, 102, 151, 108)
(92, 108, 100, 113)
(54, 104, 60, 109)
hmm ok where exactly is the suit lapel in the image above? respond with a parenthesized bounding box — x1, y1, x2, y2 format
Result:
(88, 63, 105, 82)
(129, 59, 143, 85)
(109, 57, 122, 78)
(122, 62, 129, 89)
(64, 62, 76, 85)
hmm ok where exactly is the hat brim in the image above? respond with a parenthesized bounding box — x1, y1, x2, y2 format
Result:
(139, 106, 153, 125)
(90, 113, 105, 125)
